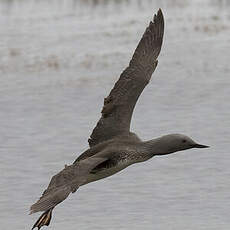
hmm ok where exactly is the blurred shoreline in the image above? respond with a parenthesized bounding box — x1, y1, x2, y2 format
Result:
(0, 0, 229, 75)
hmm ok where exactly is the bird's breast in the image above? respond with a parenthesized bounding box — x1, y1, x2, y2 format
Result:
(83, 158, 131, 185)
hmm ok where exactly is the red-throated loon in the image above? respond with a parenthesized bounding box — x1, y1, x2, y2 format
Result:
(30, 9, 208, 230)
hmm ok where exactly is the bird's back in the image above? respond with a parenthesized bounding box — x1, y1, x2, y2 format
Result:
(74, 132, 141, 163)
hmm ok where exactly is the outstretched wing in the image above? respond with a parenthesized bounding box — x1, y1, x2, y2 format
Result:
(30, 157, 107, 214)
(88, 9, 164, 147)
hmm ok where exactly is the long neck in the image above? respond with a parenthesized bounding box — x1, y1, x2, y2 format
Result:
(141, 137, 173, 157)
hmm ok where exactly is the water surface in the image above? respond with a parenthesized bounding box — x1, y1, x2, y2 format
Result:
(0, 0, 230, 229)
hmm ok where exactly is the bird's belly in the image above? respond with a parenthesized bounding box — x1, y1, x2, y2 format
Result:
(83, 161, 129, 185)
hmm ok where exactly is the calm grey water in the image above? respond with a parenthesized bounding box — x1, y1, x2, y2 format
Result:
(0, 0, 230, 229)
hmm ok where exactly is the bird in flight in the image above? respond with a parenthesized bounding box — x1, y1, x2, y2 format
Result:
(30, 9, 208, 229)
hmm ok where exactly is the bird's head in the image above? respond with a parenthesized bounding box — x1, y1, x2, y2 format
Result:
(155, 134, 209, 155)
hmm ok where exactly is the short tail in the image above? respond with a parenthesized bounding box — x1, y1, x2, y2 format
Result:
(31, 208, 53, 230)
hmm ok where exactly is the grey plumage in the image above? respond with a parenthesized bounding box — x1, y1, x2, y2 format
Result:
(88, 9, 164, 147)
(30, 157, 107, 214)
(30, 9, 209, 229)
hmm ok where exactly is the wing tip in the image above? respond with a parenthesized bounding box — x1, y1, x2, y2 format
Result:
(152, 8, 165, 47)
(152, 8, 164, 30)
(29, 209, 36, 215)
(30, 195, 55, 214)
(30, 203, 41, 214)
(158, 8, 163, 16)
(156, 8, 163, 20)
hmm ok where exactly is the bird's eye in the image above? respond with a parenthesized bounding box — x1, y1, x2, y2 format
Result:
(182, 139, 187, 143)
